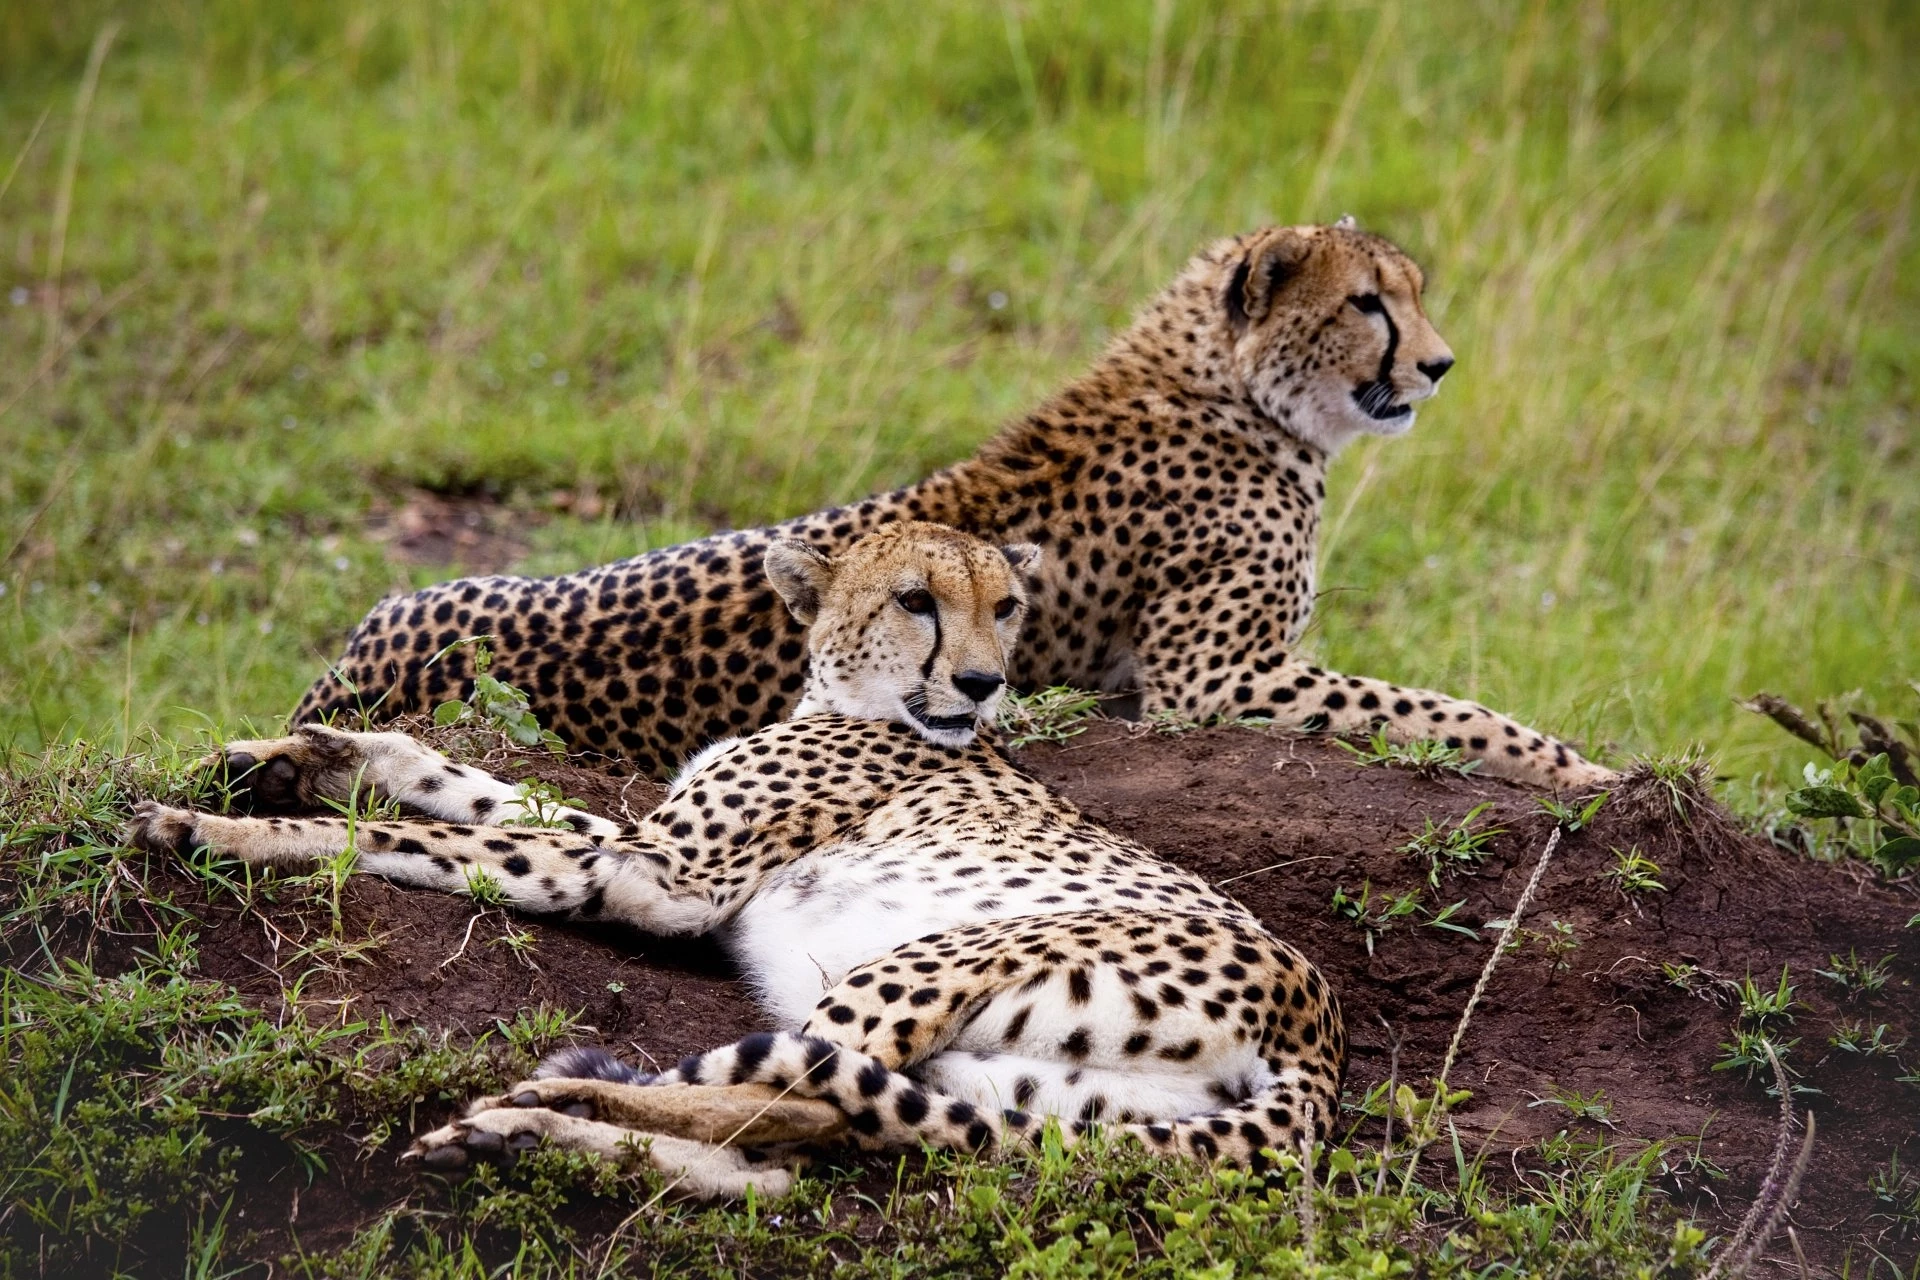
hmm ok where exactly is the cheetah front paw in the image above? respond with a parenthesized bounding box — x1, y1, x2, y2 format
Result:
(126, 801, 208, 856)
(201, 723, 366, 812)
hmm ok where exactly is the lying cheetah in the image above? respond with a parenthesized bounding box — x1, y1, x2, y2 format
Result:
(132, 523, 1344, 1197)
(299, 221, 1608, 790)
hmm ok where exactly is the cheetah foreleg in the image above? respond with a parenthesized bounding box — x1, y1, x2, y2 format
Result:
(1137, 649, 1612, 789)
(126, 803, 619, 906)
(209, 723, 621, 836)
(1256, 663, 1613, 788)
(127, 803, 753, 934)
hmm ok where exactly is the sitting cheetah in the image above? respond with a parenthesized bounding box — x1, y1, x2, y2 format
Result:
(131, 523, 1344, 1197)
(298, 221, 1608, 790)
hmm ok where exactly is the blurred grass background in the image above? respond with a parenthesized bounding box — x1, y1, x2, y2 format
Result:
(1, 0, 1914, 786)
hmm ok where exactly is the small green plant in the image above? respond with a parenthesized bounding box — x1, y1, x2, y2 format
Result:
(1640, 751, 1707, 820)
(1539, 919, 1580, 977)
(1602, 847, 1666, 896)
(1828, 1020, 1905, 1058)
(1734, 967, 1802, 1031)
(1421, 899, 1482, 942)
(1536, 791, 1609, 832)
(1528, 1085, 1615, 1127)
(1331, 881, 1421, 956)
(1332, 882, 1479, 953)
(502, 778, 591, 828)
(1712, 1028, 1801, 1086)
(1504, 918, 1581, 978)
(1714, 967, 1812, 1095)
(463, 866, 510, 907)
(491, 924, 540, 964)
(432, 639, 565, 751)
(1332, 881, 1419, 955)
(1336, 730, 1479, 778)
(495, 1005, 582, 1056)
(290, 842, 361, 938)
(997, 686, 1102, 747)
(1867, 1152, 1920, 1235)
(1814, 949, 1894, 998)
(1399, 801, 1504, 886)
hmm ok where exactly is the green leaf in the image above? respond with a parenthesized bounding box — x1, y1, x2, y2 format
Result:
(1577, 791, 1609, 827)
(433, 700, 466, 726)
(1784, 785, 1868, 820)
(1869, 836, 1920, 870)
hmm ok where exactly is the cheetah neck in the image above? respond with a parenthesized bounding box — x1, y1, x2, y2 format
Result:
(969, 277, 1328, 471)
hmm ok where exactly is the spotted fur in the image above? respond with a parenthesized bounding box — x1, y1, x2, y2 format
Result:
(296, 223, 1606, 789)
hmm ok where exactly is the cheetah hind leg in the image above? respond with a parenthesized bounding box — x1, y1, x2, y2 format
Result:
(403, 1107, 800, 1201)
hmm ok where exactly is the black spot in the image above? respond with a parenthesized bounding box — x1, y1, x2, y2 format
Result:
(1067, 968, 1092, 1004)
(731, 1033, 776, 1082)
(856, 1061, 889, 1097)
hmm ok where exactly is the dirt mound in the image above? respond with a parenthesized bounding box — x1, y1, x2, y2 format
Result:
(36, 725, 1920, 1272)
(1021, 725, 1918, 1271)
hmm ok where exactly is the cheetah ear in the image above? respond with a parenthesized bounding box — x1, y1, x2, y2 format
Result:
(999, 543, 1042, 578)
(765, 541, 835, 625)
(1225, 228, 1313, 332)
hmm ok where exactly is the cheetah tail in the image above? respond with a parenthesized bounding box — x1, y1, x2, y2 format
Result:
(536, 1045, 659, 1086)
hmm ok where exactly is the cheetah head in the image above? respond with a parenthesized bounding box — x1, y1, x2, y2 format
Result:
(765, 522, 1041, 747)
(1214, 219, 1455, 454)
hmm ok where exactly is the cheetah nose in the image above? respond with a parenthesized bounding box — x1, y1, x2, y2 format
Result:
(953, 671, 1005, 703)
(1418, 356, 1455, 384)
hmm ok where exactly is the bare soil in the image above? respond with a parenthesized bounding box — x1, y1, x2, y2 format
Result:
(45, 726, 1920, 1273)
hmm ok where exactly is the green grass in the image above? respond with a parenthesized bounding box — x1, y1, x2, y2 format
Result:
(0, 0, 1915, 783)
(3, 1, 1919, 1274)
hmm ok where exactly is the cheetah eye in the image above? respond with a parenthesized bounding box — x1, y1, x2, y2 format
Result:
(1348, 293, 1385, 316)
(896, 589, 935, 616)
(993, 596, 1019, 620)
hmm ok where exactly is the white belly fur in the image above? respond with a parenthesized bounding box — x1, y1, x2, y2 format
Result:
(722, 836, 1132, 1026)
